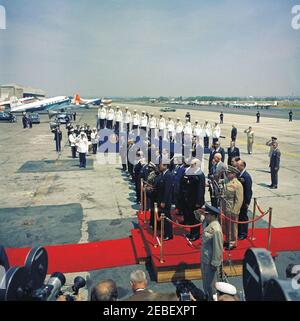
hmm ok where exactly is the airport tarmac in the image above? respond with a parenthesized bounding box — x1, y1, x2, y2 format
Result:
(0, 105, 299, 300)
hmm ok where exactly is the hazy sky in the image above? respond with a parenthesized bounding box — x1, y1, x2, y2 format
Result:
(0, 0, 299, 97)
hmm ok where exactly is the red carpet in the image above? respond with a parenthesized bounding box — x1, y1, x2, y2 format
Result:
(5, 211, 300, 275)
(6, 237, 137, 274)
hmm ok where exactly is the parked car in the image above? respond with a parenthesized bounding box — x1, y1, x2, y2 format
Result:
(160, 107, 176, 112)
(0, 112, 17, 123)
(29, 112, 40, 124)
(56, 113, 70, 124)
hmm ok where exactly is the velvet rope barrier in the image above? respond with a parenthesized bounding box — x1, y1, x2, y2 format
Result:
(164, 217, 203, 228)
(220, 208, 270, 224)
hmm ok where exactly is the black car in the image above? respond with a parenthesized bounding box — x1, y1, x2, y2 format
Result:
(29, 112, 40, 124)
(0, 112, 17, 123)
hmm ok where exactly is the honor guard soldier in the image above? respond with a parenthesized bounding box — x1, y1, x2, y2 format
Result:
(149, 114, 157, 139)
(140, 111, 148, 138)
(222, 165, 243, 250)
(158, 114, 166, 139)
(193, 120, 203, 142)
(132, 110, 140, 131)
(124, 107, 132, 133)
(256, 111, 260, 123)
(156, 160, 174, 241)
(219, 112, 224, 124)
(244, 126, 254, 154)
(91, 128, 99, 155)
(106, 106, 115, 129)
(269, 141, 281, 189)
(166, 117, 175, 141)
(69, 129, 77, 158)
(212, 122, 221, 145)
(185, 112, 191, 122)
(114, 106, 123, 133)
(198, 204, 223, 301)
(183, 119, 193, 142)
(76, 131, 89, 168)
(181, 159, 205, 241)
(74, 124, 81, 137)
(203, 121, 212, 149)
(175, 117, 183, 143)
(289, 110, 293, 122)
(98, 104, 107, 129)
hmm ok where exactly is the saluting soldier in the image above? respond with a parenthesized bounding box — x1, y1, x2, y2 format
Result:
(222, 166, 243, 250)
(198, 204, 223, 300)
(244, 126, 254, 154)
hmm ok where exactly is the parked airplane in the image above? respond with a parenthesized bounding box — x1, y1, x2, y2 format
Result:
(0, 96, 36, 111)
(2, 96, 71, 113)
(73, 94, 112, 107)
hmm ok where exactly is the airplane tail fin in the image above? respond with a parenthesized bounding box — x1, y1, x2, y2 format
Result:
(75, 94, 81, 105)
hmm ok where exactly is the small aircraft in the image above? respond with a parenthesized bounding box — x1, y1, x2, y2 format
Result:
(1, 96, 71, 113)
(72, 94, 112, 107)
(0, 96, 36, 112)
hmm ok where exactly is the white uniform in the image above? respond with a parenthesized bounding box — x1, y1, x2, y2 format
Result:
(132, 113, 140, 126)
(115, 110, 123, 122)
(158, 117, 166, 130)
(193, 124, 203, 139)
(124, 111, 132, 124)
(76, 137, 89, 153)
(183, 121, 193, 136)
(149, 116, 157, 129)
(140, 115, 148, 128)
(91, 132, 99, 145)
(98, 107, 106, 120)
(213, 125, 221, 140)
(69, 133, 77, 147)
(204, 123, 212, 137)
(167, 119, 175, 138)
(107, 108, 115, 121)
(175, 121, 183, 133)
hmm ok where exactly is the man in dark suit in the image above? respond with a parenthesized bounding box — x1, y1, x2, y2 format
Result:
(227, 141, 240, 166)
(256, 111, 261, 123)
(236, 160, 253, 239)
(156, 161, 174, 240)
(269, 142, 281, 189)
(181, 159, 206, 241)
(231, 125, 237, 142)
(208, 141, 225, 174)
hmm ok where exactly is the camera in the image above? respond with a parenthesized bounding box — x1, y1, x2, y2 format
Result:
(0, 246, 86, 301)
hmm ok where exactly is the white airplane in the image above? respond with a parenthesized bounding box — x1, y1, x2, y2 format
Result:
(3, 96, 71, 113)
(72, 94, 112, 107)
(0, 96, 36, 111)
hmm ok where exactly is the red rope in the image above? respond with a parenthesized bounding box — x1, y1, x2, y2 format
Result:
(220, 208, 270, 224)
(256, 203, 266, 215)
(164, 217, 203, 228)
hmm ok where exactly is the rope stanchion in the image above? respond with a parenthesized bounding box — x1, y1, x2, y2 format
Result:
(160, 214, 165, 263)
(250, 198, 257, 241)
(140, 179, 144, 213)
(143, 186, 147, 224)
(153, 203, 158, 248)
(220, 208, 270, 225)
(267, 207, 273, 251)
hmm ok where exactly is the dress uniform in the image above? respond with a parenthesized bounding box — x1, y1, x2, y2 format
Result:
(183, 120, 193, 142)
(193, 121, 203, 142)
(222, 166, 243, 249)
(231, 125, 237, 142)
(149, 114, 157, 139)
(212, 123, 221, 145)
(106, 107, 115, 129)
(91, 128, 99, 154)
(175, 118, 183, 144)
(114, 107, 123, 133)
(124, 108, 132, 133)
(167, 118, 175, 141)
(203, 121, 212, 149)
(132, 111, 140, 131)
(181, 164, 205, 241)
(244, 127, 254, 154)
(69, 129, 77, 158)
(200, 204, 223, 300)
(76, 132, 89, 168)
(140, 111, 148, 138)
(98, 105, 107, 129)
(269, 143, 281, 189)
(158, 115, 166, 140)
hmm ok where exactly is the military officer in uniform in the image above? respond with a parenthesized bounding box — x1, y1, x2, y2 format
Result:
(124, 107, 132, 133)
(256, 111, 260, 123)
(222, 166, 244, 250)
(98, 104, 107, 129)
(269, 141, 281, 189)
(244, 126, 254, 154)
(198, 204, 223, 300)
(289, 110, 293, 122)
